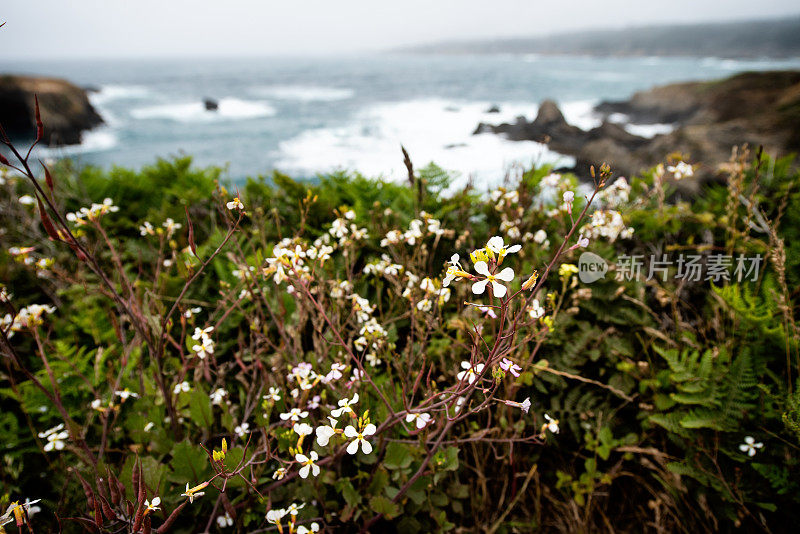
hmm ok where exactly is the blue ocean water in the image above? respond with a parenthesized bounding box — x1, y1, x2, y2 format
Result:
(3, 54, 800, 186)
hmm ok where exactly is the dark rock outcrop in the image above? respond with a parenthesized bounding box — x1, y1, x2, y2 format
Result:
(204, 98, 219, 111)
(0, 75, 104, 146)
(475, 71, 800, 190)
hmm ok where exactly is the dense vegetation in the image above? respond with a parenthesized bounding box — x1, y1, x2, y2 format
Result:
(0, 146, 799, 533)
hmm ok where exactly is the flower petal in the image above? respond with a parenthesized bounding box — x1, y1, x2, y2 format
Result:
(491, 281, 507, 298)
(474, 261, 490, 276)
(361, 439, 373, 455)
(346, 439, 360, 455)
(496, 267, 515, 282)
(343, 425, 358, 438)
(472, 279, 488, 295)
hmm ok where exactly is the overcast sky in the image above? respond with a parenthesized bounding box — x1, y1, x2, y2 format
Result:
(2, 0, 799, 59)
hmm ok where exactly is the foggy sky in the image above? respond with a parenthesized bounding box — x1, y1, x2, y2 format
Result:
(2, 0, 800, 59)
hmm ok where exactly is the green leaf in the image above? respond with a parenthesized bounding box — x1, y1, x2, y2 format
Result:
(384, 442, 414, 470)
(188, 388, 213, 427)
(369, 495, 400, 519)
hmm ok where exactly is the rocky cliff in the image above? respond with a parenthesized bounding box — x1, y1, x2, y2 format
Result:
(0, 75, 103, 146)
(475, 71, 800, 191)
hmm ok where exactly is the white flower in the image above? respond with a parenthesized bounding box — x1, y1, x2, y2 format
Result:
(286, 502, 305, 516)
(331, 393, 359, 417)
(234, 422, 250, 437)
(486, 236, 522, 258)
(19, 195, 35, 205)
(144, 496, 161, 513)
(667, 161, 693, 180)
(739, 436, 763, 457)
(405, 412, 433, 429)
(272, 467, 287, 480)
(226, 197, 244, 210)
(139, 221, 155, 236)
(216, 513, 234, 528)
(293, 422, 313, 437)
(457, 361, 485, 384)
(162, 218, 182, 238)
(575, 234, 589, 248)
(344, 423, 377, 455)
(280, 408, 309, 422)
(297, 523, 321, 534)
(181, 482, 208, 503)
(173, 381, 191, 395)
(144, 422, 155, 432)
(528, 299, 545, 320)
(542, 413, 560, 434)
(471, 261, 514, 298)
(295, 451, 320, 478)
(316, 417, 339, 446)
(40, 424, 69, 452)
(266, 508, 287, 524)
(114, 389, 139, 401)
(563, 191, 574, 204)
(325, 362, 346, 382)
(210, 388, 228, 405)
(502, 397, 531, 413)
(265, 386, 281, 402)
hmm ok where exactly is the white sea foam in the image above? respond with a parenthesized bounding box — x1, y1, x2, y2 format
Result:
(275, 98, 572, 187)
(560, 100, 602, 130)
(90, 85, 151, 104)
(249, 85, 354, 102)
(131, 98, 276, 122)
(39, 128, 118, 156)
(624, 123, 674, 138)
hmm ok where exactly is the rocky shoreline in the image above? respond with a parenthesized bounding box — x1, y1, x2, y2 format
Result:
(0, 75, 103, 146)
(475, 71, 800, 192)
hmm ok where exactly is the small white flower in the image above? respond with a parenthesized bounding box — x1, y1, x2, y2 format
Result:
(272, 467, 287, 480)
(114, 389, 139, 401)
(144, 496, 161, 513)
(19, 195, 35, 205)
(331, 393, 359, 417)
(226, 197, 244, 210)
(144, 422, 155, 432)
(295, 451, 320, 478)
(344, 423, 377, 455)
(486, 236, 522, 258)
(471, 261, 514, 298)
(528, 299, 545, 319)
(293, 422, 313, 436)
(739, 436, 763, 457)
(457, 361, 485, 384)
(316, 417, 339, 446)
(502, 397, 531, 413)
(216, 513, 234, 528)
(173, 381, 191, 395)
(280, 408, 309, 422)
(405, 412, 433, 429)
(210, 388, 228, 405)
(296, 523, 321, 534)
(542, 413, 560, 434)
(667, 161, 694, 180)
(234, 422, 250, 437)
(264, 386, 281, 402)
(266, 508, 287, 524)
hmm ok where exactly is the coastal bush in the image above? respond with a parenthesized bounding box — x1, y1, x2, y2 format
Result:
(0, 134, 799, 532)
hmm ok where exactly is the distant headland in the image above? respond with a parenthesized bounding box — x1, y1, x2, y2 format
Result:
(398, 16, 800, 59)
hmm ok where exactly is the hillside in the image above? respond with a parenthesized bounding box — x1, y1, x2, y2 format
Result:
(401, 17, 800, 58)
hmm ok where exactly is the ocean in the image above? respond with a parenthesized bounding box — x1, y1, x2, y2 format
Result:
(3, 54, 800, 187)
